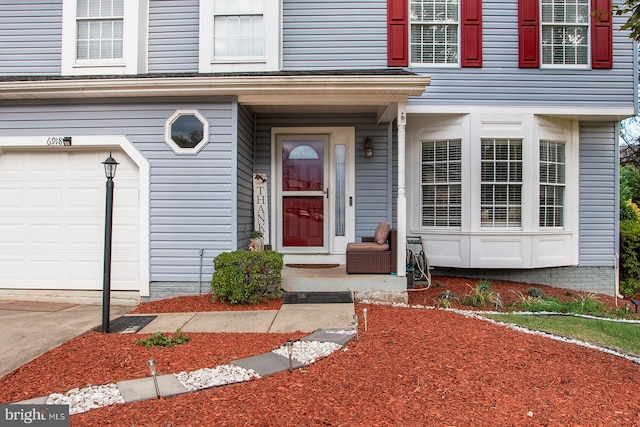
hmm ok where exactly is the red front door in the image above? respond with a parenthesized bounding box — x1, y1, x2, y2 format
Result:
(281, 138, 326, 248)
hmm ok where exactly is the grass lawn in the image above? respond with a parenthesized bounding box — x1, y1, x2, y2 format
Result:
(483, 313, 640, 356)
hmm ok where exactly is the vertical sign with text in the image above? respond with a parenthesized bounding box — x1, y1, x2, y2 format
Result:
(253, 174, 270, 245)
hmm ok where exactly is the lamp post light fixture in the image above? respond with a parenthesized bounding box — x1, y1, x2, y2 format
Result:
(100, 153, 118, 333)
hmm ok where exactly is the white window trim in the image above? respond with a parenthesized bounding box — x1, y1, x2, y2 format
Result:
(539, 0, 591, 69)
(539, 140, 567, 229)
(420, 139, 463, 228)
(409, 0, 461, 68)
(479, 138, 524, 229)
(62, 0, 148, 75)
(164, 110, 210, 155)
(199, 0, 282, 73)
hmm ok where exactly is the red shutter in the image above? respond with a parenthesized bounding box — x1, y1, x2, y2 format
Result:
(518, 0, 540, 67)
(387, 0, 408, 67)
(461, 0, 483, 67)
(591, 0, 613, 69)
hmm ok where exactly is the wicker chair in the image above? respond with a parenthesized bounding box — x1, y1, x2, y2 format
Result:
(346, 228, 397, 274)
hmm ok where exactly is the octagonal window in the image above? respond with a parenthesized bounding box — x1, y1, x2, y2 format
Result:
(165, 110, 209, 154)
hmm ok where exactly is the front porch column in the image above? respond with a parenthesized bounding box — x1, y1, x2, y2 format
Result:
(396, 104, 407, 278)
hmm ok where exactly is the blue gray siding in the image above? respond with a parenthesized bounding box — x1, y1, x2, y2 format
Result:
(409, 0, 635, 107)
(0, 1, 62, 76)
(237, 104, 255, 248)
(282, 0, 387, 70)
(579, 121, 617, 267)
(0, 98, 237, 283)
(0, 0, 632, 112)
(148, 0, 200, 73)
(354, 120, 395, 236)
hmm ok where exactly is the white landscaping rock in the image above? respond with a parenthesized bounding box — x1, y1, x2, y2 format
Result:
(175, 365, 260, 392)
(46, 383, 124, 415)
(272, 340, 342, 365)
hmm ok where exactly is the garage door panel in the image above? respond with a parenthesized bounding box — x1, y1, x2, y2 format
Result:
(0, 224, 22, 246)
(0, 149, 140, 291)
(30, 224, 62, 245)
(0, 259, 22, 281)
(68, 259, 102, 281)
(0, 188, 23, 209)
(68, 188, 102, 211)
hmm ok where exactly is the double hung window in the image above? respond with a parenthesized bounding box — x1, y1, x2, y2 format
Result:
(76, 0, 123, 61)
(421, 140, 462, 227)
(481, 139, 523, 228)
(518, 0, 612, 68)
(539, 140, 566, 227)
(213, 1, 264, 60)
(541, 0, 589, 66)
(410, 0, 460, 65)
(62, 0, 145, 75)
(199, 0, 280, 72)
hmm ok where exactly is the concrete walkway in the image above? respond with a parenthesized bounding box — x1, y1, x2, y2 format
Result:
(135, 303, 355, 334)
(0, 299, 355, 379)
(0, 300, 132, 378)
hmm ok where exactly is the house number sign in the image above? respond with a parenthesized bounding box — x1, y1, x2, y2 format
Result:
(46, 137, 72, 146)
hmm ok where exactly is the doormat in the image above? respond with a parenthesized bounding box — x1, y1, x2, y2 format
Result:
(285, 264, 340, 269)
(283, 291, 353, 304)
(98, 315, 157, 334)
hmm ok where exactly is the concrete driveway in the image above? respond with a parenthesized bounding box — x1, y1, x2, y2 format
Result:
(0, 300, 132, 378)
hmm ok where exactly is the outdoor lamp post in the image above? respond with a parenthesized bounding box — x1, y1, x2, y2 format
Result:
(100, 153, 118, 333)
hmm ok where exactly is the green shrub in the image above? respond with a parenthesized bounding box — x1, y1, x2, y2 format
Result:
(527, 287, 545, 299)
(620, 217, 640, 298)
(434, 291, 458, 308)
(461, 283, 500, 308)
(134, 329, 191, 348)
(512, 291, 564, 312)
(476, 280, 492, 292)
(211, 250, 283, 304)
(563, 293, 604, 315)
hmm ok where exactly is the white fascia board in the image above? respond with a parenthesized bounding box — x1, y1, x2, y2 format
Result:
(0, 75, 431, 101)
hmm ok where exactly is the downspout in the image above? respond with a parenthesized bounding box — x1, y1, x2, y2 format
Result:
(615, 121, 624, 301)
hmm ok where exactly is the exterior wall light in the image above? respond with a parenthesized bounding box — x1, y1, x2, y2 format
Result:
(364, 137, 373, 159)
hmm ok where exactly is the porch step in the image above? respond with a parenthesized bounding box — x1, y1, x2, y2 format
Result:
(281, 264, 407, 293)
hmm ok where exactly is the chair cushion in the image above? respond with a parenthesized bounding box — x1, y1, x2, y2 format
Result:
(347, 242, 390, 252)
(374, 221, 391, 244)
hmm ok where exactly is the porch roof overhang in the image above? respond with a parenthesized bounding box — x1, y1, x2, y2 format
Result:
(0, 70, 431, 123)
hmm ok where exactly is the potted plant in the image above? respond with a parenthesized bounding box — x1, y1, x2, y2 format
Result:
(249, 231, 264, 251)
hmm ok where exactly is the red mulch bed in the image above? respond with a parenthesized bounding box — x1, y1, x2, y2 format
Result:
(1, 277, 639, 426)
(407, 276, 628, 314)
(130, 295, 283, 313)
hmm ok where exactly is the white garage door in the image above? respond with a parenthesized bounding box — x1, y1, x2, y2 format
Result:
(0, 149, 140, 291)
